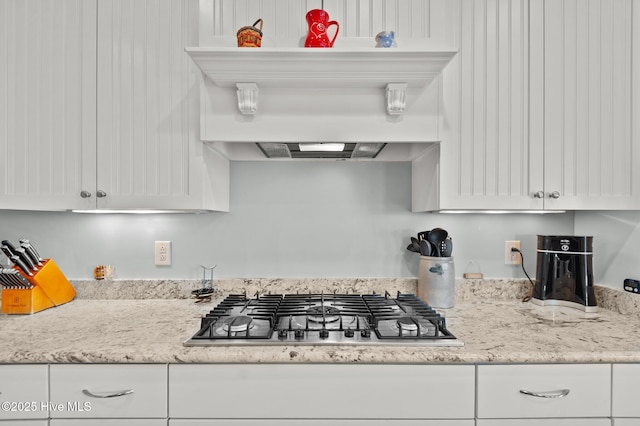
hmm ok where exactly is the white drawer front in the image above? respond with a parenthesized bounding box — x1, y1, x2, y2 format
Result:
(477, 420, 611, 426)
(613, 364, 640, 417)
(614, 420, 640, 426)
(50, 364, 167, 418)
(169, 364, 475, 419)
(0, 365, 48, 420)
(170, 420, 474, 426)
(50, 420, 167, 426)
(477, 364, 611, 418)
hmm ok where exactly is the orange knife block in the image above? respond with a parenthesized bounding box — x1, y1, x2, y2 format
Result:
(1, 259, 76, 314)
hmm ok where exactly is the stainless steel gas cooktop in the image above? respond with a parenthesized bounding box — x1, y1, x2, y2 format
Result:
(184, 292, 463, 347)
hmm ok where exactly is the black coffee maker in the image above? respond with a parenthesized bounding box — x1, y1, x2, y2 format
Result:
(532, 235, 597, 312)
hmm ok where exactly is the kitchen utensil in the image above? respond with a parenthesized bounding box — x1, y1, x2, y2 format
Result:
(19, 239, 43, 265)
(14, 247, 37, 272)
(417, 231, 430, 242)
(427, 228, 448, 257)
(10, 255, 33, 276)
(410, 237, 421, 253)
(441, 238, 453, 257)
(237, 19, 263, 47)
(304, 9, 339, 47)
(406, 243, 419, 253)
(420, 239, 432, 256)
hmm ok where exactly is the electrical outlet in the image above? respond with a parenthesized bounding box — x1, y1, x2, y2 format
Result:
(505, 240, 521, 265)
(155, 241, 171, 266)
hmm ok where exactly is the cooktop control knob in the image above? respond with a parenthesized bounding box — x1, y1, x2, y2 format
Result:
(344, 328, 355, 338)
(319, 329, 330, 339)
(278, 329, 288, 339)
(294, 329, 305, 339)
(361, 329, 371, 338)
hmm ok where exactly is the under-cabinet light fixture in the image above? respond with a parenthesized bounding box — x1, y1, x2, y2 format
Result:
(298, 143, 345, 152)
(71, 210, 205, 214)
(439, 210, 566, 214)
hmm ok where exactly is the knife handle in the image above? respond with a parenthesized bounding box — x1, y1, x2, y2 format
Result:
(19, 239, 44, 262)
(14, 247, 37, 272)
(10, 255, 33, 277)
(19, 242, 42, 266)
(1, 240, 17, 254)
(1, 245, 15, 260)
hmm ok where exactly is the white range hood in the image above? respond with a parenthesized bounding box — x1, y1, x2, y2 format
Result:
(186, 45, 457, 161)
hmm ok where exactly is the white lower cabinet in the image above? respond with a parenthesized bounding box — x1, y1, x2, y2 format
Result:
(477, 364, 611, 421)
(50, 421, 166, 426)
(168, 364, 475, 421)
(49, 364, 167, 419)
(613, 364, 640, 425)
(0, 365, 48, 421)
(477, 421, 610, 426)
(170, 421, 473, 426)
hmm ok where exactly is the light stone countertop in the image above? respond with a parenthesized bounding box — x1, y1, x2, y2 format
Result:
(1, 278, 640, 364)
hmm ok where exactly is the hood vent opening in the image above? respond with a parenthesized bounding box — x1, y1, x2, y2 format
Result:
(256, 143, 386, 159)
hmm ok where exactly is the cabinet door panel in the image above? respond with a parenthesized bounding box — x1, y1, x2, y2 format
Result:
(613, 364, 640, 417)
(0, 0, 97, 211)
(541, 0, 640, 210)
(170, 364, 475, 419)
(477, 420, 610, 426)
(0, 365, 48, 420)
(477, 364, 611, 418)
(95, 0, 226, 210)
(51, 421, 167, 426)
(424, 0, 539, 211)
(171, 421, 473, 426)
(50, 364, 167, 419)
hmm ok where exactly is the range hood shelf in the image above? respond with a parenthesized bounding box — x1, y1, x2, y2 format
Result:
(185, 47, 456, 115)
(185, 47, 457, 88)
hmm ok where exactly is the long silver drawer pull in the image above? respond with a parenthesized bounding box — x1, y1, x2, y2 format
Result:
(519, 389, 570, 398)
(82, 389, 134, 398)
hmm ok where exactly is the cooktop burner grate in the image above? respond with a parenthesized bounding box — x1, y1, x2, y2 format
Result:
(185, 291, 463, 347)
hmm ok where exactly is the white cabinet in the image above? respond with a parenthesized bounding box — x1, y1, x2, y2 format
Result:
(51, 421, 166, 426)
(529, 0, 640, 210)
(171, 421, 473, 426)
(169, 364, 475, 420)
(477, 420, 610, 426)
(0, 0, 97, 211)
(0, 0, 228, 212)
(612, 363, 640, 424)
(91, 0, 228, 212)
(0, 365, 48, 421)
(49, 364, 167, 419)
(415, 0, 640, 212)
(477, 364, 611, 420)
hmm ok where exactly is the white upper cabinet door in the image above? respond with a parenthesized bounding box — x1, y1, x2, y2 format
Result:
(532, 0, 640, 210)
(0, 0, 97, 211)
(415, 0, 537, 211)
(95, 0, 229, 211)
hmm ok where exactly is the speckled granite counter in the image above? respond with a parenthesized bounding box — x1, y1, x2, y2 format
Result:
(1, 278, 639, 364)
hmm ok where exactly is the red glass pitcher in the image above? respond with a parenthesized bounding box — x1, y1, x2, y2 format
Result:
(304, 9, 339, 48)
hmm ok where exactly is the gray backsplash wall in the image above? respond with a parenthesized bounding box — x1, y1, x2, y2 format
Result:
(574, 211, 640, 290)
(0, 161, 576, 281)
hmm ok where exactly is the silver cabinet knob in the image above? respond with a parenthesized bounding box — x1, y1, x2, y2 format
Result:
(80, 190, 92, 198)
(549, 191, 560, 199)
(533, 191, 545, 199)
(96, 190, 107, 198)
